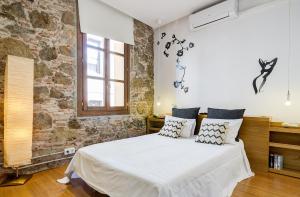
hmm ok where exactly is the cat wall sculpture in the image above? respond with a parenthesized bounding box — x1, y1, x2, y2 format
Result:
(252, 58, 278, 94)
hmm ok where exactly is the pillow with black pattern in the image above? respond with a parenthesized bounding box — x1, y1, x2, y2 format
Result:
(158, 119, 186, 138)
(195, 120, 228, 145)
(207, 108, 245, 142)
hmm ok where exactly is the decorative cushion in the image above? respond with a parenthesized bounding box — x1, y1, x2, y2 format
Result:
(199, 118, 243, 144)
(195, 119, 229, 145)
(158, 119, 186, 138)
(207, 108, 245, 119)
(207, 108, 245, 142)
(172, 107, 200, 135)
(164, 115, 196, 138)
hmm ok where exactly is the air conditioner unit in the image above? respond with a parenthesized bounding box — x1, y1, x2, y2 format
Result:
(189, 0, 238, 31)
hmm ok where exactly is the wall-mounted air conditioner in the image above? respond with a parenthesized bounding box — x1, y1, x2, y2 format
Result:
(189, 0, 238, 31)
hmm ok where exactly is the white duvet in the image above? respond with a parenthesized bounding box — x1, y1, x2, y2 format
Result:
(65, 134, 253, 197)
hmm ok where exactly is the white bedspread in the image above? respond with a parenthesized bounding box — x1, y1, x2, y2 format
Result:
(65, 134, 253, 197)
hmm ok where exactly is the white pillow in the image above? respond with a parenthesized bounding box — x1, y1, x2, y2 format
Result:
(201, 118, 243, 144)
(165, 115, 196, 138)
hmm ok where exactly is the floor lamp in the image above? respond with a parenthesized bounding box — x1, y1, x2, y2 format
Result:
(0, 55, 34, 186)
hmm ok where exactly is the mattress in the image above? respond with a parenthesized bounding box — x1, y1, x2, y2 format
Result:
(65, 134, 253, 197)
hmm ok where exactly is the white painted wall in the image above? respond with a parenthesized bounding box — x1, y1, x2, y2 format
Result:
(154, 0, 300, 123)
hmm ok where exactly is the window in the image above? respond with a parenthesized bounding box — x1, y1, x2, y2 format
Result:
(77, 33, 130, 116)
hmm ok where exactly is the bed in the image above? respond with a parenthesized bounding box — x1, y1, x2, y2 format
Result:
(65, 116, 270, 197)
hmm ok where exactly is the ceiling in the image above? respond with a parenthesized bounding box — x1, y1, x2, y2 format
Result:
(99, 0, 275, 29)
(99, 0, 222, 29)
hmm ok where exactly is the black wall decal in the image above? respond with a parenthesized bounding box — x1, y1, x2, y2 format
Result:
(157, 32, 194, 93)
(252, 58, 278, 94)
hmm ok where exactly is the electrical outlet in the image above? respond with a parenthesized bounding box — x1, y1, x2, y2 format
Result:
(64, 147, 76, 155)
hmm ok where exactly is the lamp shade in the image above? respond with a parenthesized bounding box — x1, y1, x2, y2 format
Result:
(4, 55, 34, 168)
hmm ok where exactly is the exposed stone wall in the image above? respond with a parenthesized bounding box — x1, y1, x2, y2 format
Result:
(0, 0, 153, 173)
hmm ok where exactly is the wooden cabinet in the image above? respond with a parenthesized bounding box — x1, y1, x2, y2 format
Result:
(269, 123, 300, 178)
(146, 116, 164, 134)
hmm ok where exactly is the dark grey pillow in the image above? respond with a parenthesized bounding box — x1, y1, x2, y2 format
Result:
(207, 108, 245, 142)
(172, 107, 200, 119)
(207, 108, 245, 119)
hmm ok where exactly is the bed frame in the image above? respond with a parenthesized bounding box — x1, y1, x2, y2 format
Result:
(196, 114, 270, 172)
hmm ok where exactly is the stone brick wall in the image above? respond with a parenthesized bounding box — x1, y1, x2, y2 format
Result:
(0, 0, 153, 173)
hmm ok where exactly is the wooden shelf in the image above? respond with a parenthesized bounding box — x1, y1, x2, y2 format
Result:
(269, 124, 300, 179)
(270, 126, 300, 134)
(269, 142, 300, 151)
(148, 127, 161, 132)
(269, 168, 300, 178)
(148, 118, 164, 123)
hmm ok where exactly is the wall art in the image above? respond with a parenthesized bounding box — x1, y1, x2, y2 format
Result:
(252, 58, 278, 94)
(158, 32, 194, 93)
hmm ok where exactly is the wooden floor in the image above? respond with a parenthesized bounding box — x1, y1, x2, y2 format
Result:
(0, 165, 300, 197)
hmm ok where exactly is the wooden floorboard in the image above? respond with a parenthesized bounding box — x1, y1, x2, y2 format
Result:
(0, 165, 300, 197)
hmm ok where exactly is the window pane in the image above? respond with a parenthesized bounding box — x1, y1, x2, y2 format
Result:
(87, 47, 104, 77)
(87, 78, 104, 107)
(110, 40, 124, 54)
(110, 81, 124, 107)
(87, 34, 104, 48)
(110, 54, 124, 80)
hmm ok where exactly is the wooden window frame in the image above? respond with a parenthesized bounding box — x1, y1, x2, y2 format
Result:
(77, 13, 130, 116)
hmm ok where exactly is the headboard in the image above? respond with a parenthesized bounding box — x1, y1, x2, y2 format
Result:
(197, 114, 270, 172)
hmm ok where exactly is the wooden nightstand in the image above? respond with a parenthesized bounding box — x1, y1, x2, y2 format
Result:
(146, 116, 165, 134)
(269, 122, 300, 178)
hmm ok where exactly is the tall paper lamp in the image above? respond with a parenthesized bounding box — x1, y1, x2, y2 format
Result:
(0, 55, 34, 186)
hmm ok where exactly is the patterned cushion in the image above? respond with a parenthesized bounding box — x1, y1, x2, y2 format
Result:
(172, 107, 200, 135)
(195, 122, 228, 145)
(207, 108, 245, 142)
(158, 120, 186, 138)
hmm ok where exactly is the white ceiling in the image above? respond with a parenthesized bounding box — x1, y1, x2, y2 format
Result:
(99, 0, 222, 29)
(99, 0, 275, 29)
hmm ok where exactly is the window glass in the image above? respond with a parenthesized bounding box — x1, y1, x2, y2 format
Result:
(87, 34, 104, 48)
(87, 78, 104, 107)
(110, 81, 124, 107)
(110, 40, 124, 54)
(109, 54, 124, 80)
(87, 48, 104, 77)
